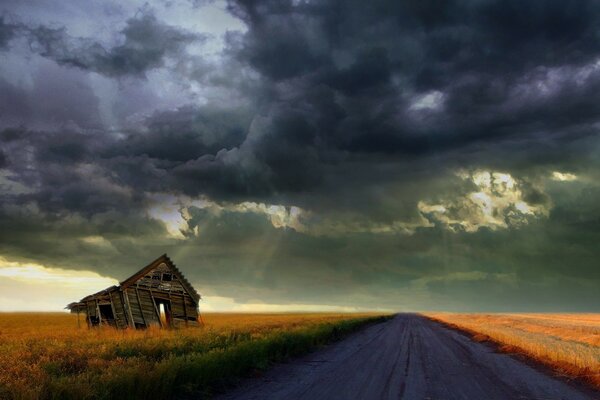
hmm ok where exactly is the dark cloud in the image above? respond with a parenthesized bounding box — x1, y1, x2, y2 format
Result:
(117, 105, 252, 162)
(0, 0, 599, 311)
(0, 149, 7, 168)
(152, 0, 600, 203)
(0, 16, 19, 49)
(0, 194, 598, 311)
(0, 62, 103, 130)
(27, 11, 203, 77)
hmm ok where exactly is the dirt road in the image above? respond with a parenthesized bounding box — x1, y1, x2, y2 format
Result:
(217, 314, 597, 400)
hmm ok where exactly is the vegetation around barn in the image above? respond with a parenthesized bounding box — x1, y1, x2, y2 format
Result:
(0, 312, 390, 399)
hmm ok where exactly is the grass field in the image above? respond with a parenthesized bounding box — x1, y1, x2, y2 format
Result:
(425, 313, 600, 389)
(0, 312, 389, 400)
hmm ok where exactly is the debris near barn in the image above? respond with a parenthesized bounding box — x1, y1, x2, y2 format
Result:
(66, 254, 201, 329)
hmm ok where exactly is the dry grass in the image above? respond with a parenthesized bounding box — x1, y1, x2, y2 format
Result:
(0, 312, 388, 400)
(425, 313, 600, 389)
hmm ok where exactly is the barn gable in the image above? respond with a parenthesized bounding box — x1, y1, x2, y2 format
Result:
(67, 254, 201, 329)
(119, 254, 200, 303)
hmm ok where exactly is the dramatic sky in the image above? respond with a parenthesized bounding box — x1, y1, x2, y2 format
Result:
(1, 0, 599, 312)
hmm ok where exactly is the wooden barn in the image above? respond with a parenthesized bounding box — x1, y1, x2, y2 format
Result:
(66, 254, 201, 329)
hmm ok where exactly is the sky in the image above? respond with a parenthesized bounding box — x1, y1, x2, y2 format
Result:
(0, 0, 599, 312)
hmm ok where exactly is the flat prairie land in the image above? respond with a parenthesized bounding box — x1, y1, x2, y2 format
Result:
(0, 312, 388, 400)
(424, 313, 600, 389)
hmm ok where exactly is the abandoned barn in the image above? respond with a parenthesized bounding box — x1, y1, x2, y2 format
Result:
(66, 254, 201, 329)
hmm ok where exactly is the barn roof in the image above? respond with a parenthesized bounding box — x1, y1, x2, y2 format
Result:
(66, 254, 200, 310)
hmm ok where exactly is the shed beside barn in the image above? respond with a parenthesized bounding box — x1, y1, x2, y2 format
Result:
(66, 254, 201, 329)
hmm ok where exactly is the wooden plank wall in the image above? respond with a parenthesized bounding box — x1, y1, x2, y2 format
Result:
(126, 288, 145, 326)
(172, 295, 200, 327)
(169, 295, 186, 327)
(125, 288, 160, 326)
(109, 291, 128, 329)
(185, 296, 199, 320)
(170, 295, 185, 319)
(138, 288, 160, 326)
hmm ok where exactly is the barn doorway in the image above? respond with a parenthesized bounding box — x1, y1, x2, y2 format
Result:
(155, 298, 172, 327)
(98, 304, 116, 327)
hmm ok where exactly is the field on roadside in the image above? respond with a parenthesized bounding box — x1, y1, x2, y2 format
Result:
(425, 313, 600, 389)
(0, 312, 389, 400)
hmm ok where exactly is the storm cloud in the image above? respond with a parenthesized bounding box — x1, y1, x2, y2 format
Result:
(27, 11, 203, 77)
(0, 0, 599, 311)
(0, 16, 19, 49)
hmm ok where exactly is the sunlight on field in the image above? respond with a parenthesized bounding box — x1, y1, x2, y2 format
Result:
(0, 312, 386, 399)
(425, 313, 600, 388)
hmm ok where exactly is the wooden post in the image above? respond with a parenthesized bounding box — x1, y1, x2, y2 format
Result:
(134, 286, 149, 327)
(198, 305, 204, 326)
(168, 291, 174, 327)
(183, 295, 189, 327)
(109, 294, 117, 328)
(95, 299, 102, 326)
(86, 301, 92, 328)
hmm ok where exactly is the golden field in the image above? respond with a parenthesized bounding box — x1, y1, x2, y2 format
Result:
(425, 313, 600, 388)
(0, 312, 388, 400)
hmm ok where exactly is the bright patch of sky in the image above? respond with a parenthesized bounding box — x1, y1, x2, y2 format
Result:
(0, 257, 118, 311)
(409, 90, 445, 111)
(200, 295, 391, 313)
(551, 171, 578, 181)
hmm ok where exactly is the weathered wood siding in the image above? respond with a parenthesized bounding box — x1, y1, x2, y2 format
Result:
(138, 289, 160, 326)
(170, 294, 185, 319)
(185, 296, 199, 320)
(133, 262, 189, 296)
(126, 288, 144, 326)
(109, 291, 128, 329)
(126, 288, 160, 326)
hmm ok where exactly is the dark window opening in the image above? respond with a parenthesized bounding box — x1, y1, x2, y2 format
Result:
(162, 273, 172, 281)
(99, 304, 114, 320)
(152, 274, 160, 280)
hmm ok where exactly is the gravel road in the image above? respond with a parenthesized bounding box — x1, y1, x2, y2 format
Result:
(217, 314, 597, 400)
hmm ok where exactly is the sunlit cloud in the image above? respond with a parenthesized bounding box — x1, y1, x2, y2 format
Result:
(147, 195, 190, 239)
(419, 170, 549, 232)
(79, 236, 118, 253)
(147, 170, 551, 239)
(147, 193, 435, 238)
(146, 193, 307, 239)
(551, 171, 578, 181)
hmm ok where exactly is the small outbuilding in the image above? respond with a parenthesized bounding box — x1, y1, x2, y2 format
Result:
(66, 254, 201, 329)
